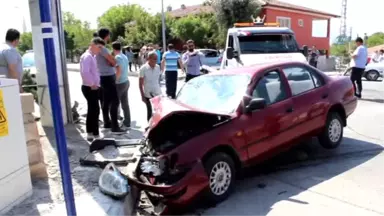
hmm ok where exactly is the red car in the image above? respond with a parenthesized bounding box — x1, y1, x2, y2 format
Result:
(123, 61, 357, 214)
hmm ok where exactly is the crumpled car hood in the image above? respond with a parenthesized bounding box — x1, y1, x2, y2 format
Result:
(148, 96, 231, 130)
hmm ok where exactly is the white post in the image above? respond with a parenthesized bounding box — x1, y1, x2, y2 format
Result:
(161, 0, 167, 50)
(28, 0, 68, 126)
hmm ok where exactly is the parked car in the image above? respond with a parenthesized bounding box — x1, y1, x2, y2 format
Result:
(197, 49, 222, 68)
(343, 62, 384, 81)
(120, 61, 357, 214)
(22, 50, 37, 79)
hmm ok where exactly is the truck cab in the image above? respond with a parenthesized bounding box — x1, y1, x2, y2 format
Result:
(221, 21, 309, 70)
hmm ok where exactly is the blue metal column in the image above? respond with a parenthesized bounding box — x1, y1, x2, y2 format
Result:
(38, 0, 77, 215)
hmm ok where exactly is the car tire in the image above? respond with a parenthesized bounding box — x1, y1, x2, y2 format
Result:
(203, 152, 236, 204)
(318, 112, 344, 149)
(365, 70, 380, 81)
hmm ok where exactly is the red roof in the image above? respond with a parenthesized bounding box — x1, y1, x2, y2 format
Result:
(264, 0, 340, 18)
(168, 1, 339, 18)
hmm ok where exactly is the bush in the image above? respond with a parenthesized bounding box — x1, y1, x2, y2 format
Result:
(22, 69, 38, 102)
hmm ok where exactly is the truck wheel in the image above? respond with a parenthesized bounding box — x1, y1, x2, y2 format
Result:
(318, 112, 344, 149)
(204, 152, 236, 204)
(365, 70, 379, 81)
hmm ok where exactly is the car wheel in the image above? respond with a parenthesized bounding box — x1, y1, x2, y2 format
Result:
(204, 152, 236, 204)
(318, 112, 344, 149)
(343, 68, 352, 76)
(365, 70, 379, 81)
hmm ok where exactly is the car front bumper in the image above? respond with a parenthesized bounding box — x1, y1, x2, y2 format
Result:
(122, 151, 209, 215)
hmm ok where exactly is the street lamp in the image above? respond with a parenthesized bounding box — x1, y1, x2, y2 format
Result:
(161, 0, 166, 51)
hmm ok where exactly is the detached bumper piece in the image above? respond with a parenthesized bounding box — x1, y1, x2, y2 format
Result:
(79, 138, 143, 169)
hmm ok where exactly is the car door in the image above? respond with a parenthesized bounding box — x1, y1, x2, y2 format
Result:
(240, 69, 296, 161)
(204, 50, 219, 67)
(281, 64, 328, 138)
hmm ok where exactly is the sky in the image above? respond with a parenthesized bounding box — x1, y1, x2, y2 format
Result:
(0, 0, 382, 44)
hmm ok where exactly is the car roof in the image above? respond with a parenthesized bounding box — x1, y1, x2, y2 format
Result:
(228, 27, 294, 35)
(207, 61, 307, 76)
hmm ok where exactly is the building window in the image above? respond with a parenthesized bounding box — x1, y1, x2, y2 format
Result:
(298, 19, 304, 27)
(276, 16, 291, 28)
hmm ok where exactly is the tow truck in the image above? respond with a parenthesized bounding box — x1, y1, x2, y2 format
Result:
(221, 15, 309, 69)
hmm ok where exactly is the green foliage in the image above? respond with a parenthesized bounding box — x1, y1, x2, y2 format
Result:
(18, 32, 33, 55)
(63, 12, 94, 54)
(98, 4, 146, 41)
(21, 69, 38, 102)
(366, 32, 384, 48)
(211, 0, 262, 29)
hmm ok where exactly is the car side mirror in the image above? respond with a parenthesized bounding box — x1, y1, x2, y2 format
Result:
(301, 45, 309, 57)
(244, 98, 266, 114)
(226, 47, 234, 59)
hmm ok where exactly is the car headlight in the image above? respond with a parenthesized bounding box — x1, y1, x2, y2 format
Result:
(98, 163, 129, 198)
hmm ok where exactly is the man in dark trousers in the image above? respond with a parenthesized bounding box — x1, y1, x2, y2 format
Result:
(161, 44, 184, 99)
(95, 28, 125, 134)
(350, 37, 368, 98)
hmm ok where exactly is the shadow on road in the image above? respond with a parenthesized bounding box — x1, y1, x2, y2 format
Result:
(358, 98, 384, 103)
(195, 136, 383, 215)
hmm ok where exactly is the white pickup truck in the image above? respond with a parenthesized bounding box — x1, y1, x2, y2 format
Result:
(220, 20, 309, 70)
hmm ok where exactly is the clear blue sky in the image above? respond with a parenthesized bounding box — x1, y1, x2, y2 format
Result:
(1, 0, 382, 44)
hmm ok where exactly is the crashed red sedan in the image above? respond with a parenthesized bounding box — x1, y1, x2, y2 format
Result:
(123, 61, 357, 214)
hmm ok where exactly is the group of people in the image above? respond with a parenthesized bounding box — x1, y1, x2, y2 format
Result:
(81, 28, 205, 140)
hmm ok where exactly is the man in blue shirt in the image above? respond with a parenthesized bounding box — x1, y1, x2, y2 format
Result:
(350, 37, 368, 98)
(182, 40, 204, 82)
(112, 41, 131, 128)
(161, 44, 184, 99)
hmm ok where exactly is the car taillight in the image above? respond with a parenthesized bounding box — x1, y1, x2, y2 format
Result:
(217, 56, 222, 63)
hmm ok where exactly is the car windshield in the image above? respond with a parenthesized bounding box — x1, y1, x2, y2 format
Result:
(239, 34, 299, 54)
(22, 52, 35, 68)
(177, 74, 251, 114)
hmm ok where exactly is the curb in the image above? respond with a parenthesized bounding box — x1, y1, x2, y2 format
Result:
(67, 68, 186, 81)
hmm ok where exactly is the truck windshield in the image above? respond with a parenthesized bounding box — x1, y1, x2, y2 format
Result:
(239, 34, 299, 54)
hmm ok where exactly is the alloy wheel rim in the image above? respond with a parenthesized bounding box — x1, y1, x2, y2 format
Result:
(209, 161, 232, 196)
(368, 72, 378, 80)
(328, 118, 342, 143)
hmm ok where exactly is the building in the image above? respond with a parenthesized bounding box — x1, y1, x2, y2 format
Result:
(168, 0, 339, 52)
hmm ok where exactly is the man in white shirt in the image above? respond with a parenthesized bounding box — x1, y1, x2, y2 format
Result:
(350, 37, 368, 98)
(139, 51, 162, 121)
(378, 49, 384, 63)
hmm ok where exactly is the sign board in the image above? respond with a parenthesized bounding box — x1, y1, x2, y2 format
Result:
(0, 89, 8, 137)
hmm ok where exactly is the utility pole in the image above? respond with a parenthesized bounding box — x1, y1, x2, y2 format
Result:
(161, 0, 167, 51)
(340, 0, 347, 39)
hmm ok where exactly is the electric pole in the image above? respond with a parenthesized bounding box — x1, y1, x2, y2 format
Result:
(161, 0, 167, 51)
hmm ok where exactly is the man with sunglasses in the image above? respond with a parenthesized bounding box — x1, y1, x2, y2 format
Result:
(182, 40, 204, 82)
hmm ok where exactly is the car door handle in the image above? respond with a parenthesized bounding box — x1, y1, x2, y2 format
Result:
(322, 93, 329, 99)
(286, 107, 294, 113)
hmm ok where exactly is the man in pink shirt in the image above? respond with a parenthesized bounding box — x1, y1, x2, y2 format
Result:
(80, 37, 105, 140)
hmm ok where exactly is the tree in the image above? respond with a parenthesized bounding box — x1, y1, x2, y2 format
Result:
(64, 30, 75, 61)
(63, 12, 94, 61)
(18, 32, 33, 54)
(171, 14, 219, 48)
(98, 4, 145, 41)
(211, 0, 262, 29)
(366, 32, 384, 48)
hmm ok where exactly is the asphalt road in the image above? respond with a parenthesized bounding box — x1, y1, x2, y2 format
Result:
(66, 71, 384, 215)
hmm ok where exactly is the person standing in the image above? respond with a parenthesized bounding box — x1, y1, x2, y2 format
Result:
(182, 40, 204, 82)
(125, 46, 134, 72)
(309, 45, 319, 68)
(378, 49, 384, 63)
(80, 37, 105, 140)
(350, 37, 368, 98)
(161, 44, 184, 99)
(139, 51, 162, 121)
(0, 29, 23, 92)
(112, 42, 131, 129)
(95, 28, 125, 133)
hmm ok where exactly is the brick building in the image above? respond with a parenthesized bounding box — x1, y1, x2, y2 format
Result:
(167, 0, 339, 52)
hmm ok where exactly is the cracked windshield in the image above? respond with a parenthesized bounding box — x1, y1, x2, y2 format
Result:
(177, 74, 250, 114)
